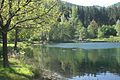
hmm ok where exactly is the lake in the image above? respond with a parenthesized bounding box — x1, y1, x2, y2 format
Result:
(28, 42, 120, 80)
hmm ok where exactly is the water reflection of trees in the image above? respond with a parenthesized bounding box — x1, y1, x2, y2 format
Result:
(24, 45, 120, 78)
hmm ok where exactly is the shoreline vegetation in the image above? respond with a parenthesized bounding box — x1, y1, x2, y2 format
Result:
(40, 36, 120, 44)
(87, 37, 120, 42)
(0, 58, 65, 80)
(31, 37, 120, 44)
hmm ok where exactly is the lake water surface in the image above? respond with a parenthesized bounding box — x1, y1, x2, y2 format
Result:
(31, 42, 120, 80)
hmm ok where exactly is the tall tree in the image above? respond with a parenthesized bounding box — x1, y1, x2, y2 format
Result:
(87, 20, 98, 38)
(75, 21, 87, 40)
(0, 0, 58, 67)
(71, 6, 78, 19)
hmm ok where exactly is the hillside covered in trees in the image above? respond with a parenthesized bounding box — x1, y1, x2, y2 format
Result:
(47, 1, 120, 41)
(59, 2, 120, 26)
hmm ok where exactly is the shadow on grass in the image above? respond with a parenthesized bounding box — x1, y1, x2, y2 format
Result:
(0, 67, 32, 80)
(0, 58, 32, 80)
(11, 67, 31, 78)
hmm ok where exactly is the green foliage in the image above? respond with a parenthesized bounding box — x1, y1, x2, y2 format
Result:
(0, 0, 60, 40)
(71, 6, 78, 19)
(60, 2, 120, 26)
(68, 18, 79, 39)
(104, 27, 117, 37)
(97, 27, 104, 38)
(49, 21, 71, 42)
(75, 21, 88, 40)
(115, 20, 120, 36)
(99, 25, 117, 38)
(8, 30, 15, 42)
(0, 0, 119, 43)
(0, 58, 33, 80)
(79, 27, 88, 40)
(89, 36, 120, 42)
(87, 20, 98, 38)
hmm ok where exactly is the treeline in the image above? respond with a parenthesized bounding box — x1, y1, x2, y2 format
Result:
(6, 17, 120, 42)
(48, 2, 120, 41)
(49, 19, 120, 42)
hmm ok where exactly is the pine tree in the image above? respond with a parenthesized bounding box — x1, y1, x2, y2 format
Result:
(87, 20, 98, 38)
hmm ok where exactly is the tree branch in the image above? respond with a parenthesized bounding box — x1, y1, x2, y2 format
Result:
(17, 0, 20, 8)
(8, 0, 12, 14)
(5, 0, 32, 30)
(0, 14, 3, 29)
(13, 0, 32, 16)
(8, 20, 45, 31)
(4, 0, 13, 29)
(8, 2, 57, 31)
(40, 2, 57, 17)
(14, 8, 36, 17)
(0, 0, 4, 10)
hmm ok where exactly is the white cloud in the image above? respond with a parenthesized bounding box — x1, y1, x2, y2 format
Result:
(61, 0, 120, 7)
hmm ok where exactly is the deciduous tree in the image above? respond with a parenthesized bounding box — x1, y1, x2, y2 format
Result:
(0, 0, 58, 67)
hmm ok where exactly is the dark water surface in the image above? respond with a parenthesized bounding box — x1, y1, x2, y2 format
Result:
(30, 42, 120, 80)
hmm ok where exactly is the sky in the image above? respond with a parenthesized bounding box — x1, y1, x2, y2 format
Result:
(61, 0, 120, 7)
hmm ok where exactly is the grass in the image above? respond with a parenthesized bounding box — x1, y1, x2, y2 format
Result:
(0, 42, 33, 80)
(0, 58, 33, 80)
(88, 36, 120, 42)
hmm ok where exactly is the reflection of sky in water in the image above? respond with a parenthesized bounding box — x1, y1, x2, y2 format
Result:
(68, 72, 120, 80)
(47, 42, 120, 49)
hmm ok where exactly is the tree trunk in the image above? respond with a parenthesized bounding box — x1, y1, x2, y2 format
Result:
(2, 32, 9, 68)
(14, 29, 18, 50)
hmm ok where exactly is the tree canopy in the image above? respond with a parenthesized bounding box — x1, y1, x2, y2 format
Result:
(0, 0, 60, 67)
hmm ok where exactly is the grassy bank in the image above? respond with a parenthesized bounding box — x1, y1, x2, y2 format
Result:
(0, 58, 33, 80)
(88, 37, 120, 42)
(0, 43, 33, 80)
